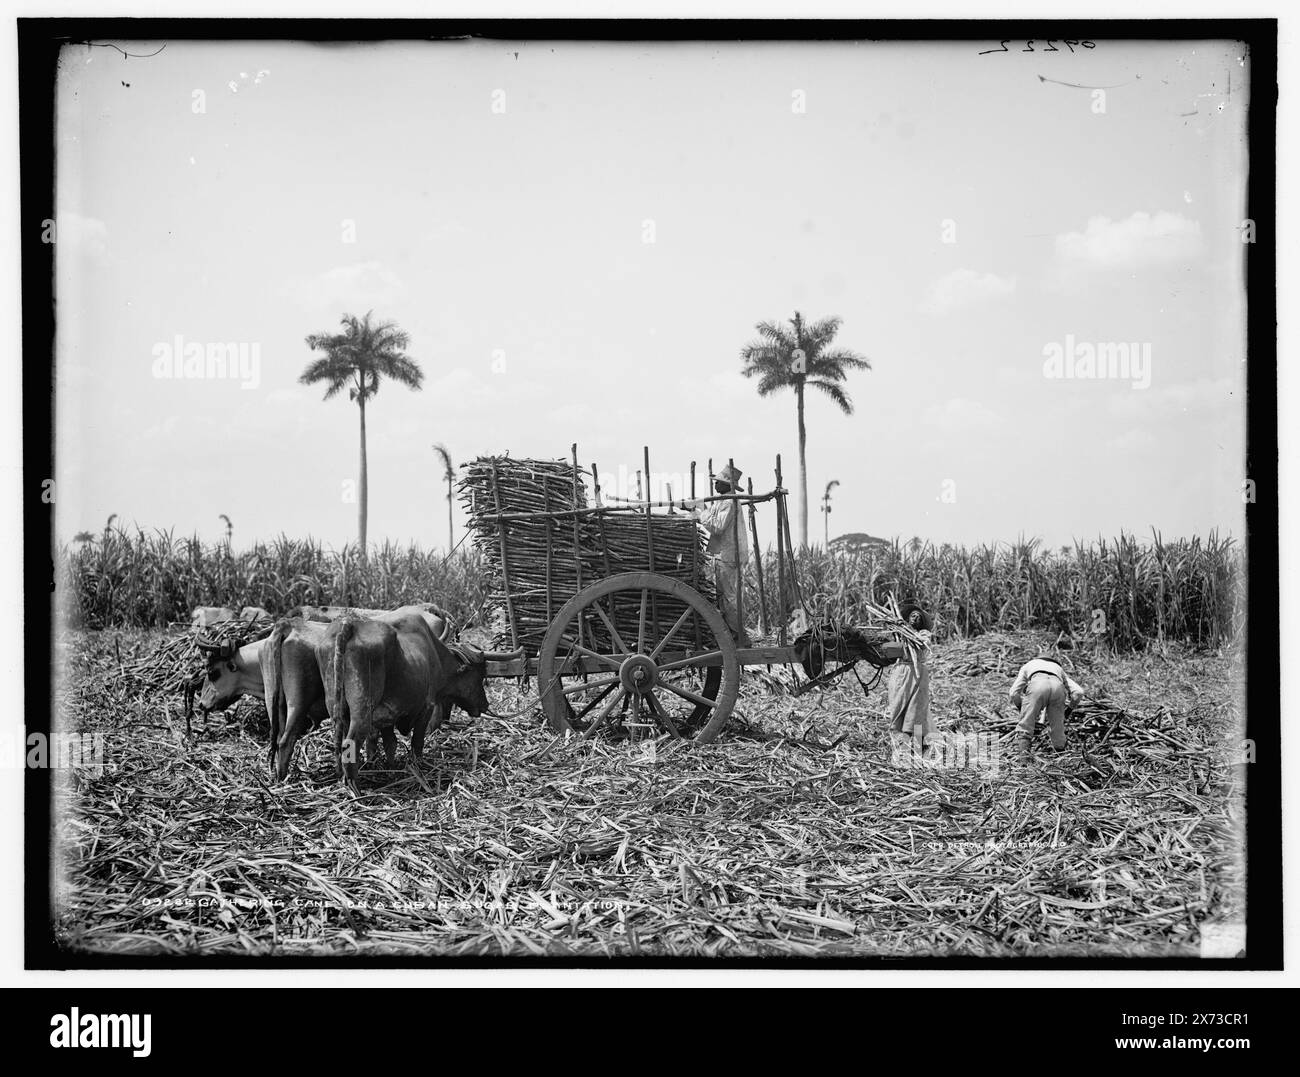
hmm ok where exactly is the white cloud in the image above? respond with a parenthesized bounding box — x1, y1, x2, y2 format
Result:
(1054, 211, 1203, 269)
(921, 396, 1001, 431)
(919, 269, 1016, 316)
(287, 261, 408, 311)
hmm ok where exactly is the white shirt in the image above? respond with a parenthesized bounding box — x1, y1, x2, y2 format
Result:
(1010, 659, 1085, 707)
(691, 497, 749, 565)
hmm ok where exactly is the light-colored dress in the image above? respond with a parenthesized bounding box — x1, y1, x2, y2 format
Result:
(691, 497, 750, 644)
(887, 629, 933, 738)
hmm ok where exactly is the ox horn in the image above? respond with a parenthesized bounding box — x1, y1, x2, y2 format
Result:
(196, 637, 240, 660)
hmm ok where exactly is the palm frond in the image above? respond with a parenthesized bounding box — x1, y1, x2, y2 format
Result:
(756, 370, 793, 396)
(303, 311, 423, 403)
(432, 442, 454, 482)
(808, 377, 854, 414)
(809, 346, 871, 378)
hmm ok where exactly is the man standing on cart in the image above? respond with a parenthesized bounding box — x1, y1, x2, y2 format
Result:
(688, 462, 751, 646)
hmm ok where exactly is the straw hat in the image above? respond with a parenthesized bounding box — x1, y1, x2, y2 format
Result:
(898, 599, 933, 632)
(717, 463, 742, 485)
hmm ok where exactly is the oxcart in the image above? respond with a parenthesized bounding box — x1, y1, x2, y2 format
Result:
(466, 447, 912, 744)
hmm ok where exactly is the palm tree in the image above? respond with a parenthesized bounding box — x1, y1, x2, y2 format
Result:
(432, 443, 455, 551)
(741, 312, 870, 548)
(301, 311, 424, 556)
(73, 531, 96, 545)
(821, 480, 839, 549)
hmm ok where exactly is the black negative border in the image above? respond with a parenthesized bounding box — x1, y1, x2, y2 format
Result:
(19, 16, 1280, 972)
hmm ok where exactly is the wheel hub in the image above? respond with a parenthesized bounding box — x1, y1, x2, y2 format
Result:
(619, 654, 658, 694)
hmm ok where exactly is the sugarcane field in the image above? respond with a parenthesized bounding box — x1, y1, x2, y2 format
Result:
(50, 466, 1248, 958)
(29, 25, 1274, 979)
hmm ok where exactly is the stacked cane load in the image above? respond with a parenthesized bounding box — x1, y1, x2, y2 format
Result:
(459, 456, 715, 655)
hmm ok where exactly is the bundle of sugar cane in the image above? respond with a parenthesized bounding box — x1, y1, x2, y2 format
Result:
(458, 456, 593, 653)
(841, 597, 931, 678)
(582, 510, 716, 650)
(117, 617, 275, 697)
(585, 511, 713, 588)
(460, 456, 718, 654)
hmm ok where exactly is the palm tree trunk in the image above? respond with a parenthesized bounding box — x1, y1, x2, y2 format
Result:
(358, 394, 368, 559)
(796, 379, 808, 549)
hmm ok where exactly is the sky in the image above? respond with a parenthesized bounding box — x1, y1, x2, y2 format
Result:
(53, 35, 1250, 552)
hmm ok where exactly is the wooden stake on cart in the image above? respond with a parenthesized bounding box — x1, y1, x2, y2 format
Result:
(571, 443, 586, 657)
(747, 477, 768, 636)
(690, 460, 701, 651)
(774, 454, 788, 646)
(644, 445, 660, 647)
(591, 460, 616, 647)
(488, 458, 520, 652)
(590, 462, 614, 577)
(542, 481, 553, 632)
(778, 460, 802, 642)
(729, 457, 743, 641)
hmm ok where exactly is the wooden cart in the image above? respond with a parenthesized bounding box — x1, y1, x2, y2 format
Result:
(472, 448, 908, 744)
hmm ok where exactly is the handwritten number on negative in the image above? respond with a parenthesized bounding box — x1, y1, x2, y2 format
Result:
(979, 39, 1095, 56)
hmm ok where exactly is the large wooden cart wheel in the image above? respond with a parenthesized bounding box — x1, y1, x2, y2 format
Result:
(537, 572, 739, 745)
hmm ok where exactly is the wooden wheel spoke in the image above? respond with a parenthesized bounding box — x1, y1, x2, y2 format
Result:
(582, 687, 630, 740)
(660, 680, 719, 712)
(657, 650, 723, 672)
(649, 606, 695, 662)
(574, 682, 617, 720)
(563, 641, 623, 671)
(590, 599, 630, 655)
(559, 675, 620, 697)
(539, 572, 738, 744)
(644, 690, 683, 739)
(637, 589, 649, 652)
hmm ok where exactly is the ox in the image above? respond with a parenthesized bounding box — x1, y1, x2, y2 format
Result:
(324, 613, 510, 794)
(195, 636, 271, 715)
(290, 602, 455, 641)
(197, 617, 406, 770)
(264, 606, 474, 782)
(194, 605, 450, 722)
